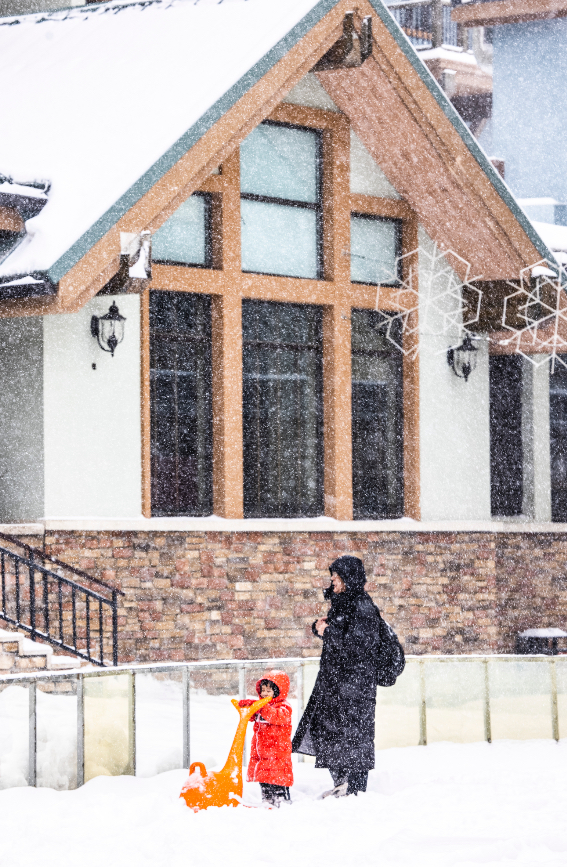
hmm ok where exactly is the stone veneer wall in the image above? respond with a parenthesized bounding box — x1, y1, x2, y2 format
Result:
(42, 530, 567, 662)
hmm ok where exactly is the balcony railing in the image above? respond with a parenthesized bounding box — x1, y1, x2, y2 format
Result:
(388, 0, 461, 49)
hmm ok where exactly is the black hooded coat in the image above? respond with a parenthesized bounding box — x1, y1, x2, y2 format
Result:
(292, 556, 381, 770)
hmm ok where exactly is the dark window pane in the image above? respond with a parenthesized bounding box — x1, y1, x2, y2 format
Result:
(243, 300, 323, 518)
(351, 309, 404, 518)
(150, 291, 213, 516)
(550, 358, 567, 521)
(152, 194, 211, 267)
(489, 355, 523, 516)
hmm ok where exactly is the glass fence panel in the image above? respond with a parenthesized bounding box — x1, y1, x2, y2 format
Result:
(375, 659, 421, 749)
(84, 673, 134, 782)
(424, 659, 485, 744)
(37, 678, 77, 789)
(0, 683, 28, 788)
(135, 670, 184, 777)
(189, 666, 241, 773)
(554, 659, 567, 739)
(300, 662, 320, 764)
(488, 659, 553, 741)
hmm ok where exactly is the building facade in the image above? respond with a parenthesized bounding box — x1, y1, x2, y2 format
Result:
(0, 0, 564, 662)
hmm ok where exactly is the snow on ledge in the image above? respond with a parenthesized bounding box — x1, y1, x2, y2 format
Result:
(22, 516, 567, 533)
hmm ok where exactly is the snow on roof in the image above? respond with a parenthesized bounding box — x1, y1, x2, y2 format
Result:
(519, 628, 567, 638)
(531, 220, 567, 254)
(0, 0, 322, 280)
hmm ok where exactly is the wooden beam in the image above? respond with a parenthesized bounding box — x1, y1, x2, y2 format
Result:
(140, 289, 151, 518)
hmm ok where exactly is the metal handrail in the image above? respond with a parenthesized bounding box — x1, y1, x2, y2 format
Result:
(0, 543, 120, 667)
(0, 531, 125, 595)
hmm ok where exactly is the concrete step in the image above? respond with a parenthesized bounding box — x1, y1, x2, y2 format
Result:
(0, 627, 89, 673)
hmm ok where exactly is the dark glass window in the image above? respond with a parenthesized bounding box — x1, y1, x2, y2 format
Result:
(151, 193, 212, 267)
(351, 309, 404, 518)
(350, 215, 401, 286)
(240, 122, 322, 279)
(489, 355, 523, 516)
(550, 359, 567, 521)
(150, 291, 213, 516)
(243, 300, 323, 517)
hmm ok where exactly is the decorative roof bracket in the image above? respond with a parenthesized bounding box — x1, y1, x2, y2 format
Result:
(312, 13, 372, 72)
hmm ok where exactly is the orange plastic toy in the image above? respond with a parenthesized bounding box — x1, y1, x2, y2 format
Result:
(180, 695, 271, 811)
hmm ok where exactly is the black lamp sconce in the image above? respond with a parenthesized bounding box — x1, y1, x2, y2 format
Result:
(91, 301, 126, 357)
(447, 334, 479, 382)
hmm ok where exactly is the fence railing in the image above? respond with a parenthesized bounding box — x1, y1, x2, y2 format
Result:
(1, 654, 566, 791)
(388, 0, 460, 49)
(0, 532, 123, 667)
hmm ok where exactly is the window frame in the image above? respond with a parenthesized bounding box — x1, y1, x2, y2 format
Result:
(240, 119, 324, 280)
(242, 298, 325, 519)
(349, 212, 403, 287)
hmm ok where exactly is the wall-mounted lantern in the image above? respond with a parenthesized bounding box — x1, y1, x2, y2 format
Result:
(91, 301, 126, 357)
(447, 334, 478, 382)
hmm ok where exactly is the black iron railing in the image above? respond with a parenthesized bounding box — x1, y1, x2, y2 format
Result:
(0, 533, 124, 667)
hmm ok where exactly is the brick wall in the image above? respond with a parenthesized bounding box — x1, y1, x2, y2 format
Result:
(42, 530, 567, 662)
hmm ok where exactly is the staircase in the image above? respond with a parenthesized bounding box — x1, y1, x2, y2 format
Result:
(0, 532, 123, 668)
(0, 627, 90, 673)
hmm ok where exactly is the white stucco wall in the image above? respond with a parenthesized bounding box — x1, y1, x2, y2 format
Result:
(0, 316, 44, 522)
(417, 229, 492, 521)
(43, 294, 142, 518)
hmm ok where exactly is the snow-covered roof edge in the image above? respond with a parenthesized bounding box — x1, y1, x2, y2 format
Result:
(39, 0, 553, 287)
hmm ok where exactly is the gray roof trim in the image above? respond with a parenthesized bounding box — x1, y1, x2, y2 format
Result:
(45, 0, 553, 285)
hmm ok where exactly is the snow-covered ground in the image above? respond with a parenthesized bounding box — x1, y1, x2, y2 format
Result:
(1, 739, 567, 867)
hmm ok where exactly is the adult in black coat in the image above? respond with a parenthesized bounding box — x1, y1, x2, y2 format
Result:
(292, 555, 381, 797)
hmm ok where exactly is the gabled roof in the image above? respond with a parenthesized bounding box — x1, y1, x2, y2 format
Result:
(0, 0, 552, 308)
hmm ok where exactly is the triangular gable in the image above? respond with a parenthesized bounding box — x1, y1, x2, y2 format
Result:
(0, 0, 551, 313)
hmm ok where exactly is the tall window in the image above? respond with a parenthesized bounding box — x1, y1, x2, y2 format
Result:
(350, 214, 401, 285)
(489, 355, 523, 516)
(242, 300, 323, 517)
(351, 309, 404, 518)
(152, 193, 212, 267)
(150, 291, 213, 516)
(240, 122, 322, 279)
(550, 359, 567, 521)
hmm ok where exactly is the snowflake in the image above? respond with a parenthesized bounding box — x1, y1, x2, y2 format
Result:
(499, 260, 567, 372)
(375, 243, 482, 359)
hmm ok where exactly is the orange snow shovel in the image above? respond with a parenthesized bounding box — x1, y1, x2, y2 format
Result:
(180, 695, 271, 811)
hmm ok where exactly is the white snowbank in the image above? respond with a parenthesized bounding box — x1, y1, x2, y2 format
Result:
(2, 739, 567, 866)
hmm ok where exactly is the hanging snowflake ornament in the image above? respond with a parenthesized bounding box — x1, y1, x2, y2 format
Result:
(374, 243, 482, 359)
(499, 259, 567, 372)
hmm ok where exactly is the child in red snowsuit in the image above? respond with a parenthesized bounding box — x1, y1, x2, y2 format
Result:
(238, 669, 293, 806)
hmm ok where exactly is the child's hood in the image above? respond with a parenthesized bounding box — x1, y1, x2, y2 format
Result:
(255, 669, 290, 702)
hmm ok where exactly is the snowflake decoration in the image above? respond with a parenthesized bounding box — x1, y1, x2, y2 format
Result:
(374, 243, 482, 359)
(499, 259, 567, 372)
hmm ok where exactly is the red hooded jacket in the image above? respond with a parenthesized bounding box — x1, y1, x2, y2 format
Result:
(239, 670, 293, 787)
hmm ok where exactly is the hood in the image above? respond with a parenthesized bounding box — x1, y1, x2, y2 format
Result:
(255, 669, 290, 702)
(329, 556, 367, 595)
